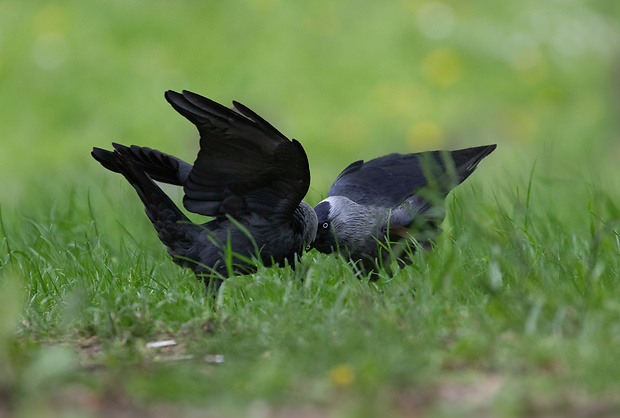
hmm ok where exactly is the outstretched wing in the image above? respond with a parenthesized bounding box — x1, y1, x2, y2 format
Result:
(165, 90, 310, 223)
(328, 145, 496, 207)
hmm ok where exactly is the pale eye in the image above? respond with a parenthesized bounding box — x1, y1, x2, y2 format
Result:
(322, 222, 329, 229)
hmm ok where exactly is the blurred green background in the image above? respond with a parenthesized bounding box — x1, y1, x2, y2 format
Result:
(2, 1, 620, 415)
(1, 0, 619, 206)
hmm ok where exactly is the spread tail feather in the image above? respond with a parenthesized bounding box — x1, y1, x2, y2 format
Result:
(91, 147, 193, 260)
(92, 143, 192, 186)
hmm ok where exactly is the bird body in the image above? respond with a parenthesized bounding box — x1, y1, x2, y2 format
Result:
(312, 146, 497, 271)
(92, 91, 317, 290)
(93, 89, 495, 286)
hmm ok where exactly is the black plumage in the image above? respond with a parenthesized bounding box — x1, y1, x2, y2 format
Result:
(312, 145, 496, 272)
(92, 90, 317, 290)
(93, 89, 496, 287)
(328, 147, 495, 207)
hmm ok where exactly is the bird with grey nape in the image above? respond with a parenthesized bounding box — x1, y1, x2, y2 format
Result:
(311, 145, 496, 274)
(92, 89, 495, 289)
(92, 90, 317, 291)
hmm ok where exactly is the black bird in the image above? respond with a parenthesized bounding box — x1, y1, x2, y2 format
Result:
(92, 90, 317, 290)
(311, 145, 496, 272)
(92, 89, 495, 287)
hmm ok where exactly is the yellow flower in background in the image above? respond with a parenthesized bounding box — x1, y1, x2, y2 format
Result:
(503, 109, 537, 143)
(421, 48, 463, 87)
(407, 121, 444, 150)
(33, 3, 69, 34)
(32, 4, 69, 71)
(372, 82, 430, 119)
(329, 364, 355, 387)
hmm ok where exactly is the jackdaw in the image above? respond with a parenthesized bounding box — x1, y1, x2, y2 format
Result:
(92, 90, 317, 290)
(92, 89, 495, 287)
(312, 145, 496, 273)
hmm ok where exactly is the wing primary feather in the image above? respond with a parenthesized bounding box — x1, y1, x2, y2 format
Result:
(180, 90, 237, 121)
(232, 101, 289, 141)
(328, 145, 496, 207)
(164, 90, 230, 127)
(163, 90, 311, 222)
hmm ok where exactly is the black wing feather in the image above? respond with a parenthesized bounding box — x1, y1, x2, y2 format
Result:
(164, 90, 310, 223)
(328, 145, 496, 207)
(108, 143, 193, 186)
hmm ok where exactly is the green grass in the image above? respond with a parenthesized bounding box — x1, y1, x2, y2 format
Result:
(2, 1, 620, 416)
(3, 161, 620, 416)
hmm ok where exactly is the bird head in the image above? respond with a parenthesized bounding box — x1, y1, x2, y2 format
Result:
(311, 196, 374, 255)
(295, 201, 318, 250)
(312, 199, 338, 254)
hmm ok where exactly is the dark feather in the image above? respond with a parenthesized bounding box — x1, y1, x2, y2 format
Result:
(164, 90, 310, 223)
(328, 145, 496, 207)
(109, 143, 193, 186)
